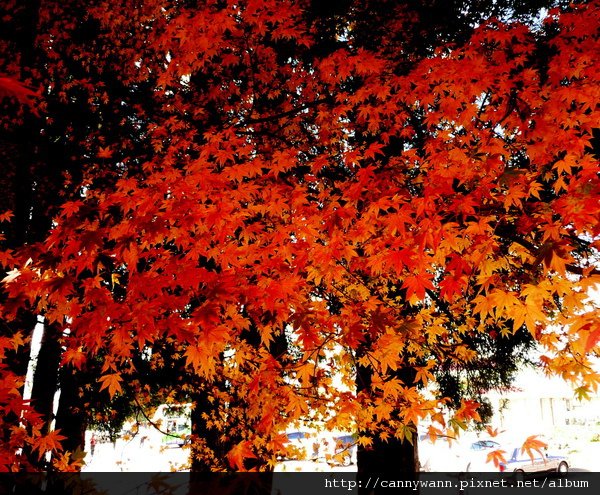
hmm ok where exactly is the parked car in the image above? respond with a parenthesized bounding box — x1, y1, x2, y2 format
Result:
(283, 431, 320, 460)
(464, 439, 503, 472)
(499, 447, 568, 474)
(469, 440, 502, 452)
(162, 418, 191, 447)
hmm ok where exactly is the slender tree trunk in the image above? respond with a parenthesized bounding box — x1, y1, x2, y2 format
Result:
(26, 321, 62, 469)
(54, 365, 87, 456)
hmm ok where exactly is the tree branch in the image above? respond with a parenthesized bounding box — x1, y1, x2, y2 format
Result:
(239, 97, 331, 126)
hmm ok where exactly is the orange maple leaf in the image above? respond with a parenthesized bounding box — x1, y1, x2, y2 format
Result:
(62, 348, 87, 369)
(584, 323, 600, 353)
(0, 249, 15, 268)
(227, 440, 257, 471)
(11, 332, 26, 351)
(521, 435, 547, 462)
(486, 448, 507, 468)
(98, 373, 123, 398)
(455, 399, 481, 422)
(32, 429, 66, 459)
(485, 425, 504, 438)
(97, 146, 113, 159)
(402, 273, 434, 302)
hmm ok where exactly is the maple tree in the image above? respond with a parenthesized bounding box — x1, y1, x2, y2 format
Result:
(0, 0, 599, 481)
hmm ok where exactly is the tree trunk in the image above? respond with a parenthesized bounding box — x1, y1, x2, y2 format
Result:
(189, 386, 229, 472)
(54, 365, 87, 458)
(356, 362, 419, 494)
(25, 321, 61, 469)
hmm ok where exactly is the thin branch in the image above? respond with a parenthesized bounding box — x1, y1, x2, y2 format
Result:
(495, 228, 600, 276)
(132, 396, 182, 439)
(239, 97, 331, 126)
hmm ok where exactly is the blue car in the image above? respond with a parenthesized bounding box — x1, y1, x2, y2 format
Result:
(331, 434, 357, 466)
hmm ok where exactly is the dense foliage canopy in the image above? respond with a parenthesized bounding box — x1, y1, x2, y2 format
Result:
(1, 0, 599, 472)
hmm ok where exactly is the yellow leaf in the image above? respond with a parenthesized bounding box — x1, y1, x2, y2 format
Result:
(2, 268, 21, 284)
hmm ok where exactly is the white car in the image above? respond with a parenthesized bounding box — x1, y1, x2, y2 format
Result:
(499, 447, 568, 474)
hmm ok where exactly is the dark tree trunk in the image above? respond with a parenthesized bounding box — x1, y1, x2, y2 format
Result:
(54, 365, 87, 457)
(356, 361, 419, 494)
(357, 436, 419, 474)
(188, 386, 239, 495)
(0, 312, 37, 470)
(188, 323, 286, 495)
(189, 386, 230, 472)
